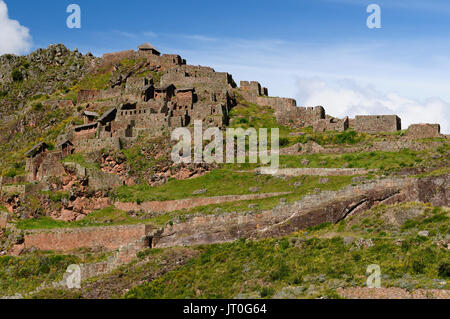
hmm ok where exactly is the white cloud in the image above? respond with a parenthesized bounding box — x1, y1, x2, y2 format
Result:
(296, 77, 450, 133)
(0, 0, 32, 55)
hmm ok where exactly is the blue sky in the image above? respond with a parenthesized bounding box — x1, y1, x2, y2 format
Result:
(2, 0, 450, 132)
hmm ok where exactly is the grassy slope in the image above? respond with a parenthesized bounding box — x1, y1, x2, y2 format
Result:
(123, 203, 449, 299)
(24, 203, 449, 299)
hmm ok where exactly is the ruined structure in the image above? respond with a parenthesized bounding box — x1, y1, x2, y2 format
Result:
(355, 115, 401, 134)
(313, 116, 349, 133)
(238, 80, 326, 127)
(406, 123, 441, 139)
(17, 44, 425, 186)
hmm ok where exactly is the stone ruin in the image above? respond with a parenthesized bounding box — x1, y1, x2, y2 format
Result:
(238, 80, 325, 127)
(354, 115, 402, 134)
(13, 44, 444, 185)
(406, 123, 441, 139)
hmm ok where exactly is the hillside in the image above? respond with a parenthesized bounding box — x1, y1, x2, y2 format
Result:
(0, 43, 448, 299)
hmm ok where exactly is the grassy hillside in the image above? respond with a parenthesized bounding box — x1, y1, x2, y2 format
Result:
(28, 203, 449, 299)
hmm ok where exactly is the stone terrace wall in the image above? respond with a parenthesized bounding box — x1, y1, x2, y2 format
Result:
(24, 224, 153, 252)
(355, 115, 401, 133)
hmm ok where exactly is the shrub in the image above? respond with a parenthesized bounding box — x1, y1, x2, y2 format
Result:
(269, 262, 290, 281)
(438, 263, 450, 278)
(279, 137, 289, 147)
(260, 286, 275, 298)
(11, 69, 23, 82)
(33, 103, 43, 111)
(412, 260, 426, 274)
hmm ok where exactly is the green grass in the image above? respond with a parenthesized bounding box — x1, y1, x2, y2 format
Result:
(74, 68, 112, 91)
(15, 207, 141, 230)
(278, 149, 423, 171)
(0, 253, 80, 297)
(16, 175, 354, 230)
(10, 203, 449, 299)
(111, 168, 354, 203)
(229, 94, 292, 139)
(295, 128, 368, 146)
(125, 235, 448, 299)
(124, 203, 449, 299)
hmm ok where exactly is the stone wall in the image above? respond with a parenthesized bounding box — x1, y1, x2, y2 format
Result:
(25, 151, 47, 181)
(24, 224, 153, 252)
(0, 211, 9, 228)
(86, 168, 123, 191)
(76, 88, 121, 105)
(406, 124, 441, 139)
(36, 152, 65, 181)
(161, 65, 235, 90)
(74, 137, 121, 153)
(355, 115, 401, 133)
(313, 117, 349, 132)
(176, 91, 194, 107)
(1, 184, 27, 195)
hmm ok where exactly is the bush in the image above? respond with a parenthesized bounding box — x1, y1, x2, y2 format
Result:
(269, 263, 290, 281)
(412, 260, 426, 274)
(260, 286, 275, 298)
(11, 69, 23, 82)
(33, 103, 43, 111)
(279, 137, 289, 147)
(438, 263, 450, 278)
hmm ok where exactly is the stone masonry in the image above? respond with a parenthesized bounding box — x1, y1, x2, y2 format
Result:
(406, 124, 441, 139)
(24, 224, 154, 252)
(355, 115, 401, 134)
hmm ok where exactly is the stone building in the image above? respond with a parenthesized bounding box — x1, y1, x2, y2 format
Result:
(83, 111, 99, 124)
(56, 140, 74, 157)
(355, 115, 401, 134)
(406, 123, 441, 139)
(138, 42, 161, 56)
(154, 84, 175, 101)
